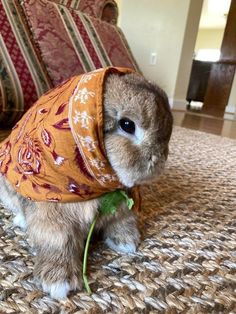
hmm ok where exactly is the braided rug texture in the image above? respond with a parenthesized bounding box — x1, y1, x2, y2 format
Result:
(0, 126, 235, 313)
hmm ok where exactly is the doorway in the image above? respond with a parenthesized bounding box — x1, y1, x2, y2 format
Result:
(186, 0, 236, 118)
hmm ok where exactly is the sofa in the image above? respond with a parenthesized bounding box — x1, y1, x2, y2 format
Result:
(0, 0, 139, 127)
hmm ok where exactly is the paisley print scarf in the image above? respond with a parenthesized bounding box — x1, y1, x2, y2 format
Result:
(0, 67, 138, 203)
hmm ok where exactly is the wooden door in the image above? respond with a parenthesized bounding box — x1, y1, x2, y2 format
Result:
(202, 0, 236, 117)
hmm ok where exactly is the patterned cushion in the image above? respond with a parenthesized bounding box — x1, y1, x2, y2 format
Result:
(21, 0, 139, 86)
(0, 0, 51, 127)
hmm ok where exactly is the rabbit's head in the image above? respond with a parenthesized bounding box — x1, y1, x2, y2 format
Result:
(103, 73, 173, 188)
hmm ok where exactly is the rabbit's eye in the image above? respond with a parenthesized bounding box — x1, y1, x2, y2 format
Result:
(119, 118, 135, 135)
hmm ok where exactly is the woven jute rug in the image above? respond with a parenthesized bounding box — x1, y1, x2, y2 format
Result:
(0, 126, 235, 313)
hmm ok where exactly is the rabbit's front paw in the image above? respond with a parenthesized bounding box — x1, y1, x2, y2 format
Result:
(104, 214, 140, 254)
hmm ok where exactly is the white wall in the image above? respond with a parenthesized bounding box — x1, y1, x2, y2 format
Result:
(117, 0, 202, 109)
(117, 0, 188, 97)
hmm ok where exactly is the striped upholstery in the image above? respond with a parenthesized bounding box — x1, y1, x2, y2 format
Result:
(22, 0, 139, 86)
(0, 0, 51, 127)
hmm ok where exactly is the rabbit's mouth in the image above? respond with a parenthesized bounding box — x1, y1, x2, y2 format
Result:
(116, 159, 166, 188)
(118, 162, 165, 188)
(137, 164, 165, 186)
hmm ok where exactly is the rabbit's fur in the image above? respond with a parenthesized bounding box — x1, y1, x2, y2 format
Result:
(0, 72, 173, 299)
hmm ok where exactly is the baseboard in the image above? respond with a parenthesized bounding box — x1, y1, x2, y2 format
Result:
(169, 98, 236, 114)
(225, 104, 236, 114)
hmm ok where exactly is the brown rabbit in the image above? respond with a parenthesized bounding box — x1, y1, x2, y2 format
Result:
(0, 67, 173, 299)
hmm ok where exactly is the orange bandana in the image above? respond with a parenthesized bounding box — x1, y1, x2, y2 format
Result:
(0, 67, 138, 203)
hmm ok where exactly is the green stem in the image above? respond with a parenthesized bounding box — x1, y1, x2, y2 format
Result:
(82, 213, 99, 294)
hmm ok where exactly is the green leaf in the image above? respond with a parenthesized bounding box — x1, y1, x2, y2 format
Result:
(120, 191, 134, 209)
(99, 190, 134, 215)
(127, 198, 134, 210)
